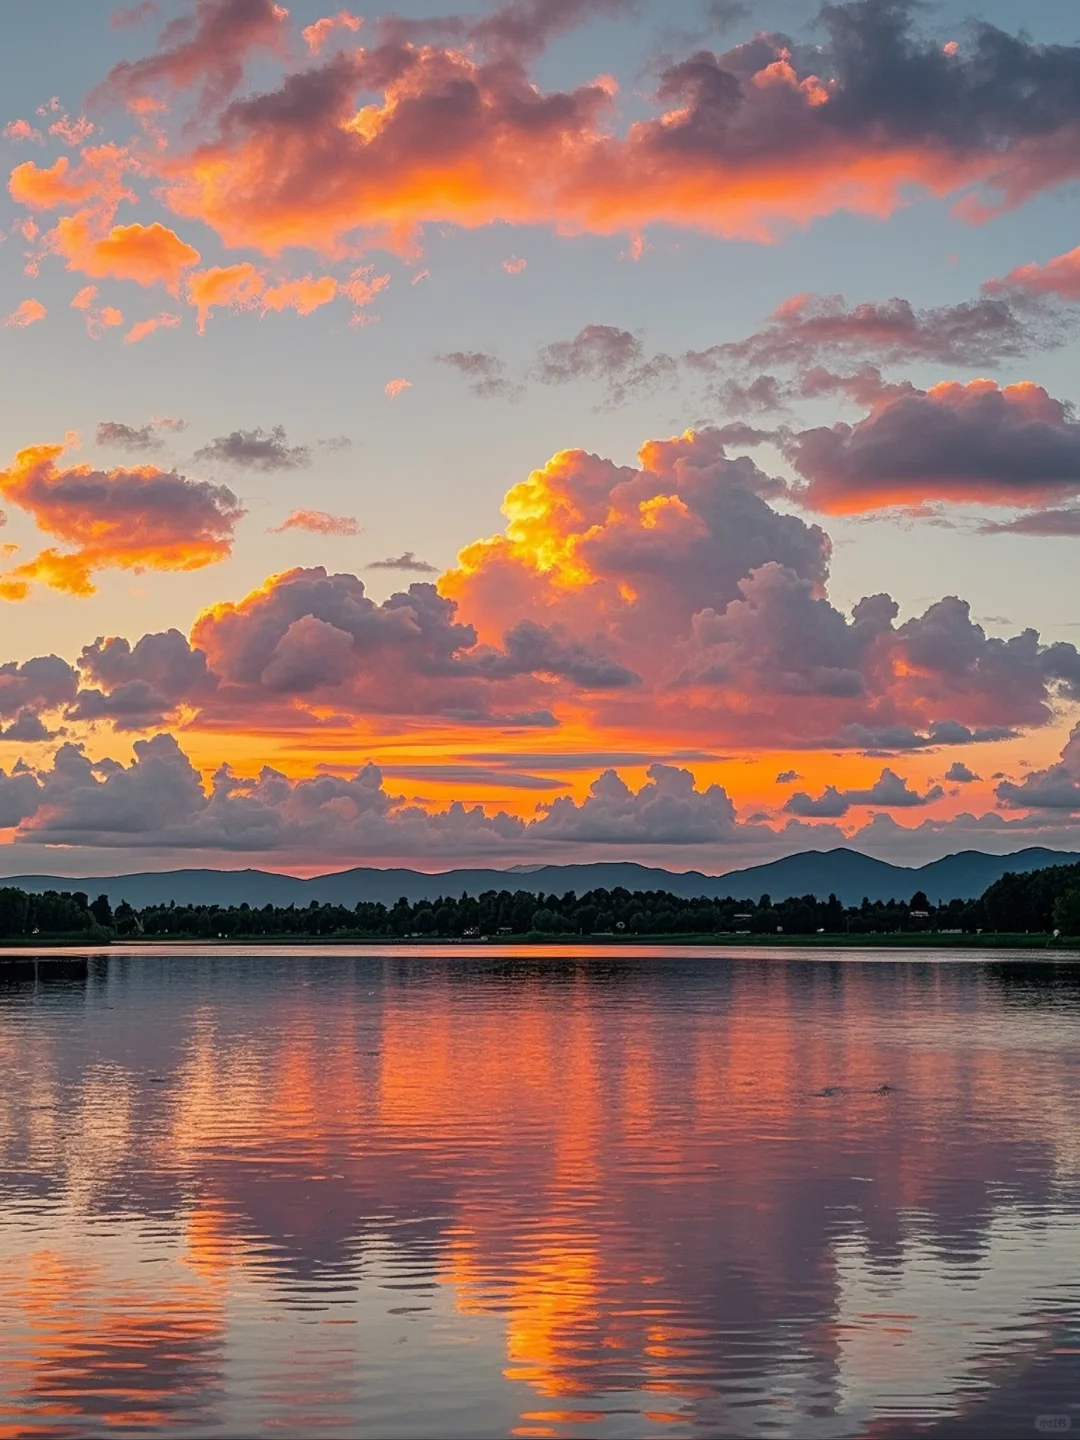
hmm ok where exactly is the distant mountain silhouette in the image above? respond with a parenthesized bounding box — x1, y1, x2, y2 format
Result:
(4, 846, 1080, 909)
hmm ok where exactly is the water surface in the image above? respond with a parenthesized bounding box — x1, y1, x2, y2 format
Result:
(1, 947, 1079, 1438)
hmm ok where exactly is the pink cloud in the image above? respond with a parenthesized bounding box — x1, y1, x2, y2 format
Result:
(385, 378, 412, 400)
(3, 299, 46, 329)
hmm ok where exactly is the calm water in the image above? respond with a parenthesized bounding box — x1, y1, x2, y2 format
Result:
(1, 947, 1080, 1439)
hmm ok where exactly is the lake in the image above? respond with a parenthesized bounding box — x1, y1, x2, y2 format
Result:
(1, 946, 1079, 1438)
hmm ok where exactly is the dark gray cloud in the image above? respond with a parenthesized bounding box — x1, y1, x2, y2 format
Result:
(366, 552, 438, 573)
(96, 418, 187, 452)
(980, 508, 1080, 537)
(437, 350, 523, 399)
(532, 325, 677, 403)
(784, 766, 944, 818)
(945, 761, 979, 783)
(194, 425, 312, 471)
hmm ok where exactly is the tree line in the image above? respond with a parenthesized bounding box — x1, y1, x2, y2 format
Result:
(2, 860, 1080, 940)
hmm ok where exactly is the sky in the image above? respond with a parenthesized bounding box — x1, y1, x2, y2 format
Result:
(4, 0, 1080, 876)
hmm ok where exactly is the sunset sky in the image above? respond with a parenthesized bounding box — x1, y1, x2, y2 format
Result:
(4, 0, 1080, 876)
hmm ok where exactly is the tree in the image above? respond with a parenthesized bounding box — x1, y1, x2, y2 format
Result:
(1053, 888, 1080, 936)
(89, 894, 114, 928)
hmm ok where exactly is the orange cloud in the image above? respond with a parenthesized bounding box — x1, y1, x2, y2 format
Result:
(51, 216, 201, 291)
(186, 261, 265, 331)
(3, 298, 46, 329)
(270, 508, 362, 536)
(3, 119, 43, 144)
(385, 378, 411, 400)
(991, 245, 1080, 301)
(261, 274, 338, 316)
(0, 441, 245, 598)
(8, 145, 132, 212)
(124, 312, 181, 343)
(302, 11, 362, 55)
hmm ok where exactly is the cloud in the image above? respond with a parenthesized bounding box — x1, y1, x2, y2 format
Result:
(784, 379, 1080, 513)
(502, 256, 527, 274)
(385, 379, 412, 400)
(303, 10, 362, 55)
(261, 274, 338, 316)
(980, 508, 1080, 537)
(989, 246, 1080, 303)
(776, 769, 801, 783)
(437, 350, 522, 399)
(3, 299, 46, 329)
(111, 3, 1080, 263)
(124, 312, 181, 343)
(186, 262, 266, 332)
(93, 0, 290, 110)
(945, 761, 978, 783)
(0, 442, 245, 598)
(9, 146, 132, 213)
(0, 655, 79, 723)
(50, 217, 201, 292)
(995, 724, 1080, 812)
(784, 767, 944, 818)
(366, 551, 437, 573)
(70, 629, 215, 730)
(3, 120, 43, 144)
(698, 290, 1051, 371)
(194, 426, 311, 471)
(96, 418, 185, 452)
(270, 509, 361, 536)
(70, 286, 125, 338)
(532, 325, 676, 403)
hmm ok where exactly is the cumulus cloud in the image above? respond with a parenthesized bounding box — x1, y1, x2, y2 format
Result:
(186, 262, 265, 332)
(49, 217, 201, 292)
(88, 2, 1080, 265)
(367, 552, 438, 573)
(532, 325, 676, 403)
(783, 379, 1080, 513)
(945, 760, 979, 783)
(996, 724, 1080, 812)
(784, 767, 944, 818)
(0, 442, 245, 599)
(270, 509, 361, 536)
(194, 425, 311, 471)
(70, 629, 215, 730)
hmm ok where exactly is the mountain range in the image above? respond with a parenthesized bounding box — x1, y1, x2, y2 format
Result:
(3, 846, 1079, 910)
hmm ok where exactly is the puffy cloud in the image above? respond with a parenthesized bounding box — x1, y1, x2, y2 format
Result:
(194, 425, 310, 471)
(385, 379, 411, 400)
(945, 761, 978, 783)
(8, 145, 133, 213)
(3, 120, 43, 144)
(537, 764, 741, 843)
(784, 379, 1080, 513)
(996, 724, 1080, 812)
(47, 114, 95, 147)
(3, 299, 46, 329)
(93, 0, 290, 110)
(0, 443, 245, 598)
(124, 312, 181, 343)
(270, 509, 361, 536)
(69, 630, 215, 730)
(784, 767, 944, 819)
(776, 769, 801, 783)
(989, 246, 1080, 302)
(71, 286, 125, 338)
(303, 11, 362, 55)
(0, 655, 79, 721)
(437, 350, 522, 399)
(368, 552, 437, 573)
(50, 217, 200, 292)
(96, 418, 186, 452)
(114, 4, 1080, 261)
